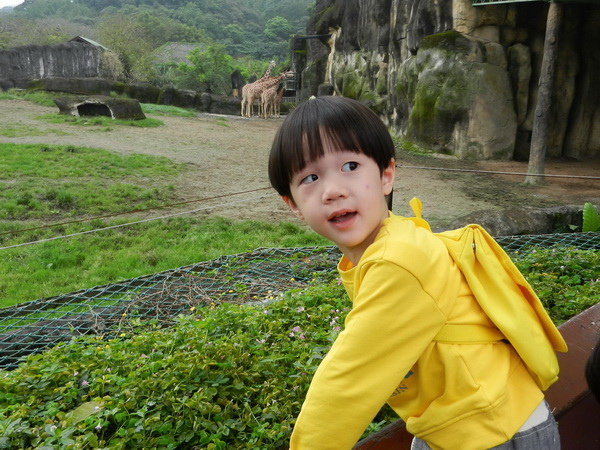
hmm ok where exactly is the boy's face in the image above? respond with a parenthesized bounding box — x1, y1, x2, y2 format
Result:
(283, 142, 395, 265)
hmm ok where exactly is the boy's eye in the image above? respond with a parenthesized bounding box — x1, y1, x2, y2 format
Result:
(342, 161, 359, 172)
(300, 174, 318, 185)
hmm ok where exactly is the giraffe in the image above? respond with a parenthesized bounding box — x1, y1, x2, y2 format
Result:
(240, 60, 276, 118)
(260, 86, 276, 119)
(273, 83, 285, 118)
(260, 73, 286, 118)
(243, 71, 278, 117)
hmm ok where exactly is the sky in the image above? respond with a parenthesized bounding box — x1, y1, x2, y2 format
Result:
(0, 0, 24, 7)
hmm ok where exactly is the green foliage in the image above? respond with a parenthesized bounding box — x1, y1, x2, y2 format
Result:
(173, 43, 234, 94)
(11, 0, 94, 22)
(95, 12, 158, 82)
(0, 279, 347, 448)
(252, 15, 295, 61)
(582, 202, 600, 232)
(0, 14, 95, 47)
(513, 247, 600, 324)
(4, 0, 312, 78)
(233, 57, 283, 83)
(264, 16, 293, 40)
(94, 10, 207, 82)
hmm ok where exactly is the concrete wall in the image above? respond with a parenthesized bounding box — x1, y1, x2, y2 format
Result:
(0, 42, 101, 80)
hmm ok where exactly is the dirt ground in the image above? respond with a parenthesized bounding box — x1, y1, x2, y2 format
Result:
(1, 99, 599, 229)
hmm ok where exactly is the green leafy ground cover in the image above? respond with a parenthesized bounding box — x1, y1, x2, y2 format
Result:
(514, 246, 600, 324)
(0, 246, 598, 448)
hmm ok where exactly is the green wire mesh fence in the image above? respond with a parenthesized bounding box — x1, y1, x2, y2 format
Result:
(1, 232, 599, 370)
(0, 246, 341, 370)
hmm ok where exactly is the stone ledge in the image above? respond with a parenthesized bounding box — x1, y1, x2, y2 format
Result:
(442, 205, 585, 236)
(53, 95, 145, 120)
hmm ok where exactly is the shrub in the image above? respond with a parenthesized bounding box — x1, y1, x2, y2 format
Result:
(0, 277, 347, 448)
(513, 246, 600, 324)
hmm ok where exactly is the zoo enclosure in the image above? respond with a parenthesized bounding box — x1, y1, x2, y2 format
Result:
(1, 232, 599, 371)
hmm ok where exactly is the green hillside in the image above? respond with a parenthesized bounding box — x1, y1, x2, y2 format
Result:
(0, 0, 314, 91)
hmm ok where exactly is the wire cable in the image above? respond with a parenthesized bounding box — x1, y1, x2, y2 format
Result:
(3, 165, 596, 250)
(0, 186, 273, 237)
(0, 192, 278, 251)
(396, 165, 600, 180)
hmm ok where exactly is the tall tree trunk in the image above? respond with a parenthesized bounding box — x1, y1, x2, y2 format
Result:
(525, 2, 563, 185)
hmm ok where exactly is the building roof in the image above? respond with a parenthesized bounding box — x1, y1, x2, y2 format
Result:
(69, 36, 111, 52)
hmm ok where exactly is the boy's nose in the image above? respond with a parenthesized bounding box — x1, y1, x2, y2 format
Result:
(321, 177, 348, 203)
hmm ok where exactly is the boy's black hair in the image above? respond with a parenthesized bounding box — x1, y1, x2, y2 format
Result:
(586, 336, 600, 403)
(268, 96, 396, 199)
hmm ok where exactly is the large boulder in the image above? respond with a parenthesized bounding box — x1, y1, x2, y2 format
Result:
(198, 93, 244, 116)
(398, 31, 517, 159)
(159, 86, 200, 109)
(304, 0, 600, 160)
(124, 83, 161, 104)
(444, 205, 583, 236)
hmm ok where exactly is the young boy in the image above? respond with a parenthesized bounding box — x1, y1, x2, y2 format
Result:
(268, 96, 562, 449)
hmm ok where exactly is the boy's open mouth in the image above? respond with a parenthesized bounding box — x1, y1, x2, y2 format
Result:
(329, 211, 357, 224)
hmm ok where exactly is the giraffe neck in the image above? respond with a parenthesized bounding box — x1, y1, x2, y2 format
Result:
(261, 61, 276, 81)
(263, 73, 285, 88)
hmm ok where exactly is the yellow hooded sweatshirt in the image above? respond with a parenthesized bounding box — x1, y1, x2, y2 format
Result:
(289, 211, 565, 450)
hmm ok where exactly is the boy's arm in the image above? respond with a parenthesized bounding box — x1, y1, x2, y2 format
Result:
(290, 260, 447, 449)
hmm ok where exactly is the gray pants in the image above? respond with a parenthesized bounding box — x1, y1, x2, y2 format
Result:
(411, 412, 560, 449)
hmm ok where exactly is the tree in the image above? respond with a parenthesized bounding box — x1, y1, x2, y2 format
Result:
(259, 16, 294, 61)
(223, 23, 244, 45)
(135, 11, 206, 46)
(525, 2, 563, 185)
(13, 0, 94, 21)
(174, 43, 233, 94)
(0, 17, 95, 47)
(96, 12, 155, 81)
(263, 16, 293, 40)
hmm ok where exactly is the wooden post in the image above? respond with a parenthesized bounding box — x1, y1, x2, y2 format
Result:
(525, 1, 563, 185)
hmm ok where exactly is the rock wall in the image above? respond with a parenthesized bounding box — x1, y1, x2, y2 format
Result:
(302, 0, 600, 160)
(0, 42, 102, 80)
(14, 77, 242, 116)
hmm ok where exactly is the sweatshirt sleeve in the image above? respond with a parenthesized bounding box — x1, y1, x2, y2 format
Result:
(289, 259, 447, 449)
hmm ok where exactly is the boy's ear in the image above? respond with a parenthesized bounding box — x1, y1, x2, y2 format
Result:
(282, 195, 304, 220)
(381, 158, 395, 196)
